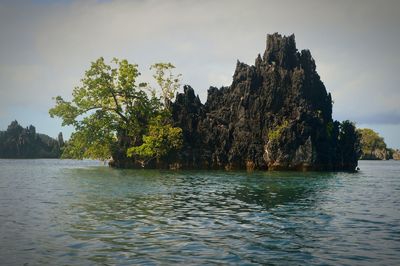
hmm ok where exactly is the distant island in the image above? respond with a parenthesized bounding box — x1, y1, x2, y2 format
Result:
(358, 128, 400, 160)
(0, 121, 63, 159)
(49, 33, 362, 171)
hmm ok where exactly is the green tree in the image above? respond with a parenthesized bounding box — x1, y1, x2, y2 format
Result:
(126, 62, 183, 164)
(49, 57, 182, 164)
(127, 115, 183, 166)
(150, 63, 181, 106)
(338, 120, 361, 170)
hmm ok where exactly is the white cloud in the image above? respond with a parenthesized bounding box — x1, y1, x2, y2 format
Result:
(0, 0, 399, 146)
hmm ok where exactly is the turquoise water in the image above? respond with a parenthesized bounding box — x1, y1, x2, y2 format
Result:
(0, 160, 399, 265)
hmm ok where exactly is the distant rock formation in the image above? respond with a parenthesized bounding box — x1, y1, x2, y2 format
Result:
(357, 128, 393, 160)
(0, 120, 63, 158)
(360, 148, 390, 160)
(392, 149, 400, 160)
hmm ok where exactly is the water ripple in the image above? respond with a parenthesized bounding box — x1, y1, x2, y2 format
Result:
(0, 160, 399, 265)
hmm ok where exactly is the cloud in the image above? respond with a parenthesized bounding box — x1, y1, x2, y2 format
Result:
(349, 112, 400, 125)
(0, 0, 399, 145)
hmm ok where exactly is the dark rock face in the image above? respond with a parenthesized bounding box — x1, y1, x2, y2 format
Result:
(171, 33, 360, 171)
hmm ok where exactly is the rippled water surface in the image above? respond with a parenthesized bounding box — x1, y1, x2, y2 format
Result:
(0, 159, 399, 265)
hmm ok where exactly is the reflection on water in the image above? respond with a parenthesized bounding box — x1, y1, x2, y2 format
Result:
(0, 160, 400, 265)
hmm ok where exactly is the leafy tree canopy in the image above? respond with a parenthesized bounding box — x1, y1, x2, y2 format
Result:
(357, 128, 387, 153)
(127, 115, 183, 166)
(49, 58, 182, 162)
(338, 120, 362, 165)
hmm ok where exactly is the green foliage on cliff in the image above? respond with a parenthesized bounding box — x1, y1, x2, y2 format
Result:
(127, 115, 183, 165)
(49, 58, 182, 162)
(268, 120, 289, 141)
(0, 121, 62, 158)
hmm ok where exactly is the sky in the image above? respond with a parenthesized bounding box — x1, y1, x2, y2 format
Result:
(0, 0, 399, 148)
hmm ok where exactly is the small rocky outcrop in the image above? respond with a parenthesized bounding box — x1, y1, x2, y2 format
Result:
(170, 33, 360, 171)
(360, 149, 390, 160)
(358, 128, 392, 160)
(392, 150, 400, 160)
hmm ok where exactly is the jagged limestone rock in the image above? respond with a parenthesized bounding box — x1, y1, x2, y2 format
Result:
(393, 150, 400, 160)
(170, 33, 359, 171)
(0, 121, 61, 158)
(109, 33, 360, 171)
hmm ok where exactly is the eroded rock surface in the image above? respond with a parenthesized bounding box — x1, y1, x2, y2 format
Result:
(393, 150, 400, 160)
(170, 33, 360, 171)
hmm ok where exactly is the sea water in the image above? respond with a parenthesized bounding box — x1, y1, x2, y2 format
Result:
(0, 159, 399, 265)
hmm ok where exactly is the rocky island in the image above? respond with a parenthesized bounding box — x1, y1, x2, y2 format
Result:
(358, 128, 400, 160)
(111, 33, 361, 171)
(0, 120, 63, 158)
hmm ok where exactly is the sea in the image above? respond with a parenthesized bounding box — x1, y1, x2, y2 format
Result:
(0, 159, 399, 265)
